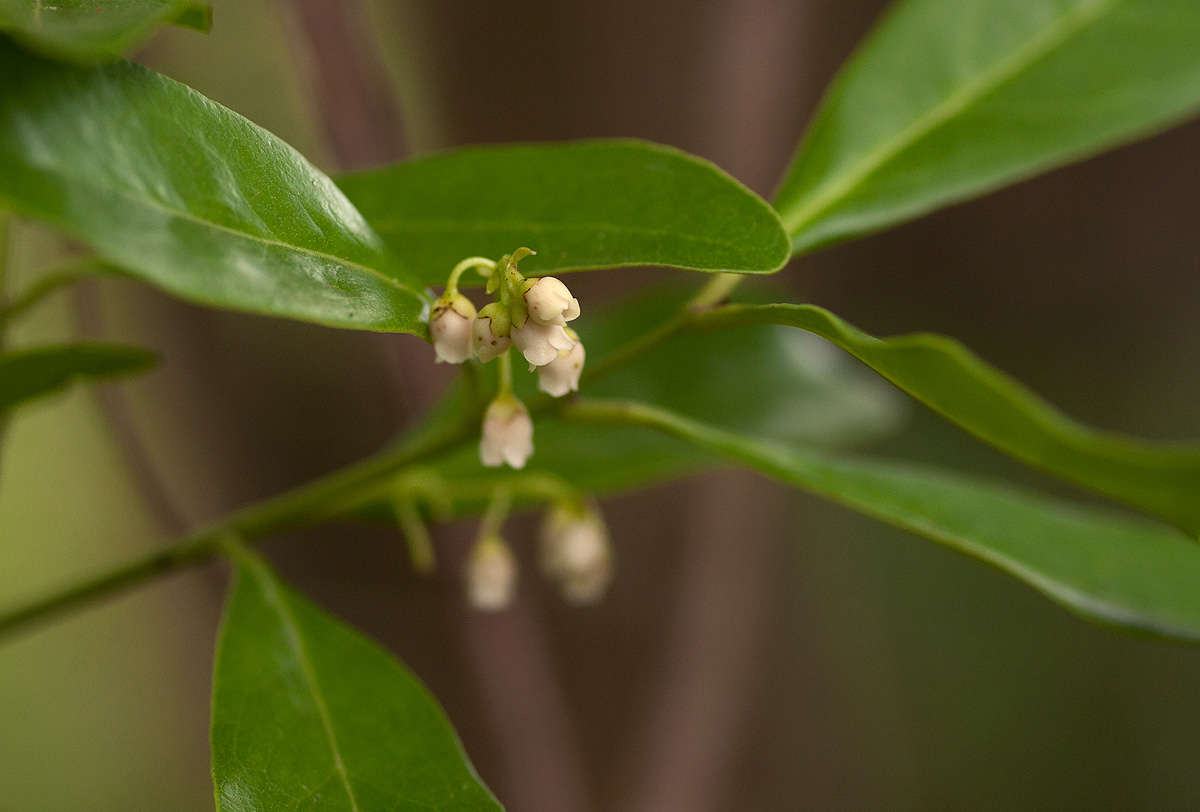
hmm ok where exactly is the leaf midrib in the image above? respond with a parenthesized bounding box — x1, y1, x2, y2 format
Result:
(247, 560, 361, 812)
(374, 216, 761, 249)
(781, 0, 1119, 236)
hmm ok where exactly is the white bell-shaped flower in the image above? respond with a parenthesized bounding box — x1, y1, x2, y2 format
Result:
(472, 303, 512, 363)
(537, 340, 585, 397)
(466, 534, 517, 611)
(540, 504, 613, 605)
(524, 276, 580, 326)
(429, 294, 476, 364)
(512, 319, 575, 367)
(479, 395, 533, 469)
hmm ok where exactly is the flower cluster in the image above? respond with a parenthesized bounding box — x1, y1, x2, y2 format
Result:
(428, 249, 585, 469)
(465, 500, 614, 611)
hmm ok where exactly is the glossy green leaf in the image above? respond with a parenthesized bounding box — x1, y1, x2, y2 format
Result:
(775, 0, 1200, 253)
(0, 0, 209, 64)
(569, 399, 1200, 642)
(695, 303, 1200, 536)
(212, 549, 500, 811)
(338, 140, 791, 285)
(0, 42, 428, 334)
(0, 343, 154, 412)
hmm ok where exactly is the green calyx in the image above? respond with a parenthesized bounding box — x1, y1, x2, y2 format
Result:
(433, 290, 476, 320)
(485, 247, 536, 329)
(477, 302, 512, 337)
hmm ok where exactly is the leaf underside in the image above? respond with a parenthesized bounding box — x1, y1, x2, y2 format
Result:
(696, 304, 1200, 536)
(575, 400, 1200, 643)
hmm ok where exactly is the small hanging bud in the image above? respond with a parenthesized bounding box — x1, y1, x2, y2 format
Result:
(537, 339, 585, 397)
(472, 302, 512, 363)
(540, 503, 613, 605)
(466, 534, 517, 611)
(429, 293, 476, 364)
(512, 319, 575, 367)
(480, 395, 533, 469)
(523, 276, 580, 326)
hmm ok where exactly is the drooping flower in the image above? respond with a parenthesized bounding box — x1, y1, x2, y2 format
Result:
(466, 534, 517, 610)
(479, 395, 533, 469)
(523, 276, 580, 326)
(540, 503, 613, 605)
(472, 302, 512, 363)
(537, 340, 585, 397)
(429, 293, 476, 364)
(512, 319, 575, 367)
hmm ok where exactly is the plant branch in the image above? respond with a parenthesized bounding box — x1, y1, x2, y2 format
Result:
(0, 279, 755, 641)
(0, 418, 474, 640)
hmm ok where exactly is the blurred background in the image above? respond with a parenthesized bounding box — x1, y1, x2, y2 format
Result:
(3, 1, 1200, 809)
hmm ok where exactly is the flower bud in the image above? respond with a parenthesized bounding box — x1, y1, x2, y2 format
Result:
(512, 319, 575, 367)
(540, 504, 613, 605)
(472, 302, 512, 363)
(466, 534, 517, 611)
(480, 395, 533, 469)
(523, 276, 580, 326)
(537, 340, 585, 397)
(429, 293, 476, 364)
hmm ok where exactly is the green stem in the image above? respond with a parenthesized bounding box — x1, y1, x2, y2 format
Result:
(0, 258, 108, 326)
(0, 211, 12, 342)
(497, 348, 514, 398)
(446, 256, 496, 294)
(395, 497, 436, 575)
(477, 486, 512, 540)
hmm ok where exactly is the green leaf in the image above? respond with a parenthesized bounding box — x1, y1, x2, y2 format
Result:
(775, 0, 1200, 253)
(338, 140, 791, 285)
(568, 399, 1200, 642)
(0, 0, 210, 64)
(695, 303, 1200, 536)
(0, 343, 154, 412)
(0, 42, 428, 334)
(212, 548, 500, 811)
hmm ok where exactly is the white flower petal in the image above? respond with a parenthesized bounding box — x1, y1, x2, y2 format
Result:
(513, 320, 575, 367)
(479, 397, 533, 469)
(430, 305, 475, 364)
(524, 277, 581, 326)
(537, 342, 585, 397)
(466, 537, 517, 611)
(472, 315, 511, 363)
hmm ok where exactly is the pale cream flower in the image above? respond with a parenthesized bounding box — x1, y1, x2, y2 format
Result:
(537, 341, 585, 397)
(540, 504, 613, 605)
(512, 320, 575, 367)
(472, 305, 512, 363)
(524, 276, 580, 326)
(479, 396, 533, 469)
(466, 535, 517, 611)
(429, 294, 476, 364)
